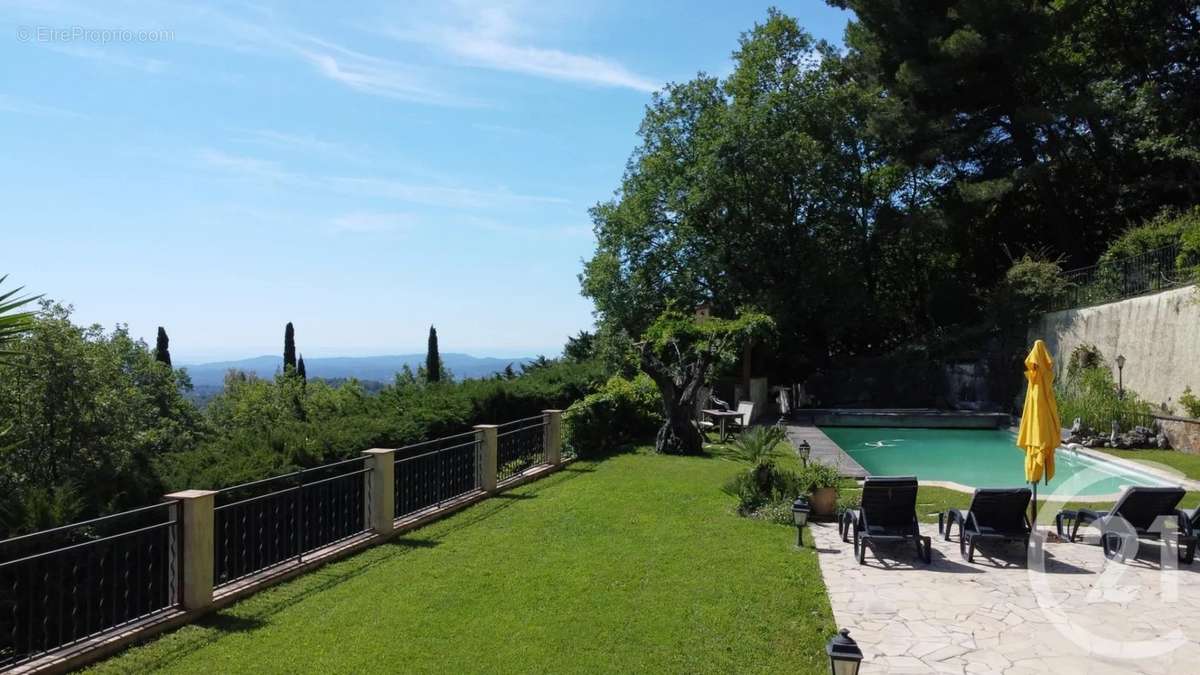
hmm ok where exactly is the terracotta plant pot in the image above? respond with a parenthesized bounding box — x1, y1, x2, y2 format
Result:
(809, 487, 837, 518)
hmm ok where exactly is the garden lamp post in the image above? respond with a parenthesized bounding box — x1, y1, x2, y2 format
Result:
(792, 497, 811, 547)
(798, 439, 812, 467)
(826, 628, 864, 675)
(1116, 354, 1126, 399)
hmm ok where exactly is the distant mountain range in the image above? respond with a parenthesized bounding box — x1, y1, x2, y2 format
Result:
(182, 353, 534, 389)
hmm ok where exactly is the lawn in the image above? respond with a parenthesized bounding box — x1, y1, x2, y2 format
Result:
(90, 448, 836, 674)
(1095, 448, 1200, 481)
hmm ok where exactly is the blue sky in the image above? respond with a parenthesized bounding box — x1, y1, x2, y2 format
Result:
(1, 1, 850, 362)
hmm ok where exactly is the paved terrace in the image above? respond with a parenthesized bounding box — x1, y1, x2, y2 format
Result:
(811, 521, 1200, 674)
(778, 418, 868, 478)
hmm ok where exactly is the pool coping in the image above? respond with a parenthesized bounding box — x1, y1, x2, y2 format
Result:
(826, 424, 1200, 503)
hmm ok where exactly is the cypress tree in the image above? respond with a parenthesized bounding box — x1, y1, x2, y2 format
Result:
(154, 326, 172, 367)
(283, 322, 297, 373)
(426, 325, 441, 383)
(297, 354, 307, 385)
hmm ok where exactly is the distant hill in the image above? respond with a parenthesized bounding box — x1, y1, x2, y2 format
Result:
(181, 353, 533, 389)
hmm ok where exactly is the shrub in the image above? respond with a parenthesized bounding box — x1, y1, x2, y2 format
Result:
(1100, 206, 1199, 262)
(1065, 343, 1105, 381)
(1057, 364, 1154, 433)
(800, 462, 841, 491)
(563, 374, 662, 458)
(989, 255, 1069, 325)
(1180, 387, 1200, 419)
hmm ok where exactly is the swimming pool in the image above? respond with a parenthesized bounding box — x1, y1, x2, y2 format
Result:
(820, 427, 1171, 497)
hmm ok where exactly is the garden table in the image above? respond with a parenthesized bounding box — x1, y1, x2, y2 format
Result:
(702, 409, 744, 443)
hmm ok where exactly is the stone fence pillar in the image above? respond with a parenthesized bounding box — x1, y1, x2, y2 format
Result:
(543, 410, 563, 464)
(362, 449, 395, 533)
(164, 490, 216, 610)
(474, 424, 499, 493)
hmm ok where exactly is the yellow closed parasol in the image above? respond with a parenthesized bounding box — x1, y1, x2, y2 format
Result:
(1017, 339, 1061, 526)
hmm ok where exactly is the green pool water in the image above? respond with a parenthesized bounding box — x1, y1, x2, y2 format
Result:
(820, 427, 1170, 497)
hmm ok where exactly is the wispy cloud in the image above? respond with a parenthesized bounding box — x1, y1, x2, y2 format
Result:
(196, 148, 292, 182)
(330, 211, 415, 234)
(195, 148, 568, 209)
(231, 128, 357, 158)
(465, 215, 593, 240)
(291, 35, 481, 106)
(383, 4, 659, 93)
(42, 43, 170, 74)
(0, 93, 85, 119)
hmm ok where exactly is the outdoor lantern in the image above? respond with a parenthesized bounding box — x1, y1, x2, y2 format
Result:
(826, 628, 864, 675)
(798, 439, 812, 467)
(792, 497, 811, 545)
(1116, 354, 1127, 398)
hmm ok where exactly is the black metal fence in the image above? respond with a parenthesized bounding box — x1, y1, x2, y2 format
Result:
(496, 416, 548, 483)
(0, 502, 180, 668)
(1052, 242, 1192, 311)
(393, 431, 482, 519)
(213, 457, 370, 588)
(0, 413, 563, 667)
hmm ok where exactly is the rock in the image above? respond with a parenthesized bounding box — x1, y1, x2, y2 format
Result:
(1134, 425, 1154, 437)
(1157, 433, 1171, 449)
(1071, 417, 1084, 434)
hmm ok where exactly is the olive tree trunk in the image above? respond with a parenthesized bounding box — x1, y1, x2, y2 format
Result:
(640, 344, 711, 455)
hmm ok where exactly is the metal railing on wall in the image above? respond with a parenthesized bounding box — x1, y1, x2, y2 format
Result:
(0, 502, 180, 669)
(496, 415, 548, 483)
(1052, 241, 1193, 312)
(393, 431, 482, 520)
(0, 410, 565, 672)
(213, 457, 371, 588)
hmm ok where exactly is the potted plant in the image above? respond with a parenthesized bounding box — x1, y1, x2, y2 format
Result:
(803, 462, 841, 518)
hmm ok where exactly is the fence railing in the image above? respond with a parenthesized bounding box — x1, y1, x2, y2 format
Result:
(1052, 241, 1192, 311)
(0, 502, 180, 669)
(496, 416, 548, 483)
(213, 457, 371, 588)
(393, 431, 482, 520)
(0, 410, 564, 672)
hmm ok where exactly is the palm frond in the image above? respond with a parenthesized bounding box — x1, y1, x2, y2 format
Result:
(0, 274, 41, 360)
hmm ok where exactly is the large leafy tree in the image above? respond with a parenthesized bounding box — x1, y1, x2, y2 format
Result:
(0, 303, 203, 535)
(832, 0, 1200, 271)
(582, 10, 952, 399)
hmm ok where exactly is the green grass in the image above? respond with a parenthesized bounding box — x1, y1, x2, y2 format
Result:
(1095, 448, 1200, 481)
(90, 448, 835, 674)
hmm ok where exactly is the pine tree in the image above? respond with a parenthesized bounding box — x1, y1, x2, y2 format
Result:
(283, 322, 296, 373)
(426, 325, 441, 383)
(297, 354, 307, 385)
(154, 326, 172, 367)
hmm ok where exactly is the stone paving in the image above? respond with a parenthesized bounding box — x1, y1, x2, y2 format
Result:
(779, 418, 868, 478)
(811, 521, 1200, 674)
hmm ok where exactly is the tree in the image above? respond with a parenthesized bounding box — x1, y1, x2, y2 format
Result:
(283, 322, 297, 373)
(154, 326, 172, 366)
(831, 0, 1200, 269)
(0, 302, 203, 535)
(582, 10, 949, 388)
(638, 310, 773, 454)
(297, 354, 307, 385)
(502, 363, 517, 380)
(426, 325, 441, 383)
(563, 331, 596, 362)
